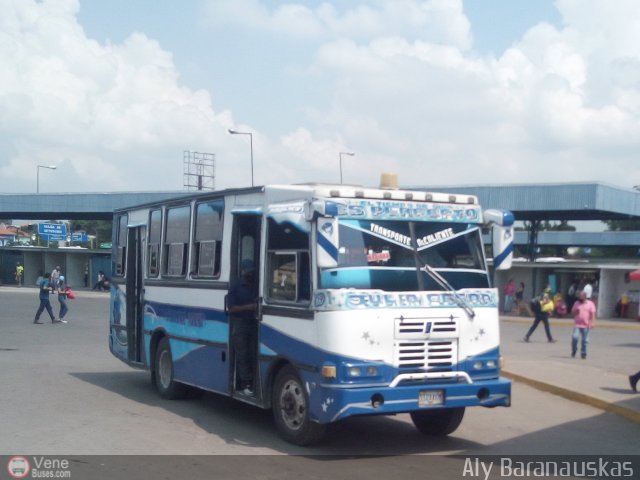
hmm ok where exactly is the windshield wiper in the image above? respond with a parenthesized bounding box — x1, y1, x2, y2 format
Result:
(421, 264, 476, 320)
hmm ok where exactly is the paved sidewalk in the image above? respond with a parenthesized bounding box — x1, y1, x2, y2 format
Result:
(501, 314, 640, 424)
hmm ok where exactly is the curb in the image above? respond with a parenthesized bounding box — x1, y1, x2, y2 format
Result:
(503, 370, 640, 425)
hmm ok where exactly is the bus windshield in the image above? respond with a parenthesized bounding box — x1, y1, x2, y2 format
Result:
(318, 219, 489, 291)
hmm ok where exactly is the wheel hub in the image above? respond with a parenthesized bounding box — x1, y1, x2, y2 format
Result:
(280, 379, 305, 430)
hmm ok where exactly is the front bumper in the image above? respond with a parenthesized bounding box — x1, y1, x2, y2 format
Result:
(309, 376, 511, 423)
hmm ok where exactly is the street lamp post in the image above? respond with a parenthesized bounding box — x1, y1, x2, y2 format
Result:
(36, 165, 57, 193)
(228, 129, 254, 187)
(339, 152, 355, 184)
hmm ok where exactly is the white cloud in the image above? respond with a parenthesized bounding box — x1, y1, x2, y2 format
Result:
(283, 0, 640, 187)
(0, 0, 250, 192)
(202, 0, 472, 48)
(2, 0, 640, 196)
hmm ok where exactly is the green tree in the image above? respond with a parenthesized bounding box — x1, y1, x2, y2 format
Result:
(70, 220, 113, 246)
(605, 219, 640, 231)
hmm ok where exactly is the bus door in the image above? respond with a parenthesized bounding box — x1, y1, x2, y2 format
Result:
(228, 212, 262, 400)
(125, 226, 145, 365)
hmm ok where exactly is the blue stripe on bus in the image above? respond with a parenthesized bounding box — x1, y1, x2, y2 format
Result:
(317, 231, 339, 261)
(494, 241, 513, 268)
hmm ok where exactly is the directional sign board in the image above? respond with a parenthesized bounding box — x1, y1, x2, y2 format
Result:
(38, 223, 67, 236)
(38, 223, 67, 241)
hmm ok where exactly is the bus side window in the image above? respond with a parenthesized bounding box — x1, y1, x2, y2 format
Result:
(115, 214, 128, 276)
(163, 205, 191, 277)
(192, 199, 224, 278)
(147, 209, 161, 277)
(266, 218, 310, 305)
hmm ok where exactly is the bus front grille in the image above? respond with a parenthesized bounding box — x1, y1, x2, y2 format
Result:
(395, 340, 456, 371)
(395, 316, 459, 338)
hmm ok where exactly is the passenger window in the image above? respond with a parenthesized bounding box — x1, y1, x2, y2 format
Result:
(115, 214, 128, 276)
(148, 209, 161, 277)
(192, 199, 224, 278)
(163, 205, 191, 277)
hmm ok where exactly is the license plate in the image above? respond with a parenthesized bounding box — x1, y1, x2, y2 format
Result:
(419, 389, 444, 407)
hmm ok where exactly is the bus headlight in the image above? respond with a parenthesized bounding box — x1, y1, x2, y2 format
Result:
(344, 364, 380, 378)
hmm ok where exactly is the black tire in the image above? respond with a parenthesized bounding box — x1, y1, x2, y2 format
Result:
(272, 365, 326, 446)
(410, 407, 465, 436)
(154, 336, 188, 400)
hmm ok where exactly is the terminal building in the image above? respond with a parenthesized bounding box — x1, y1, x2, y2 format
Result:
(1, 183, 639, 319)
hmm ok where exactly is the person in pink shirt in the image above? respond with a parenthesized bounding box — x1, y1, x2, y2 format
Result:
(503, 279, 516, 314)
(571, 291, 596, 359)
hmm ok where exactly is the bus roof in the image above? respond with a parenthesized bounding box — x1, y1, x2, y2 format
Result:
(113, 183, 479, 213)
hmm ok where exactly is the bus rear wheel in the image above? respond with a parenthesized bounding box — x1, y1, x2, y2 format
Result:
(154, 336, 188, 400)
(272, 365, 326, 446)
(410, 407, 465, 436)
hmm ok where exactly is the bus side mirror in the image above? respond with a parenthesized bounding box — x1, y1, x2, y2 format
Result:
(317, 218, 339, 269)
(484, 209, 514, 271)
(492, 225, 514, 270)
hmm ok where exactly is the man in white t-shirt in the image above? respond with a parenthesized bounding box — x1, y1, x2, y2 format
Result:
(583, 280, 593, 299)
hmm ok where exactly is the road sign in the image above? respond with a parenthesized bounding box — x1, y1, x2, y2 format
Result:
(38, 223, 67, 236)
(71, 232, 89, 243)
(42, 234, 67, 241)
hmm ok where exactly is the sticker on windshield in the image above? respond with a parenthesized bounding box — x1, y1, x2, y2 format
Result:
(367, 251, 391, 263)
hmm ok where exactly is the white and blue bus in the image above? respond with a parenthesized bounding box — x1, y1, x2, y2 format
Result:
(109, 182, 514, 445)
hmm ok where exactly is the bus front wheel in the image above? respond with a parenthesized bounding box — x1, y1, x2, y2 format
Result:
(154, 336, 188, 400)
(410, 407, 465, 436)
(272, 365, 326, 446)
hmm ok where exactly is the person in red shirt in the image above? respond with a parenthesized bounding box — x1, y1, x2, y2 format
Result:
(571, 291, 596, 359)
(503, 279, 516, 314)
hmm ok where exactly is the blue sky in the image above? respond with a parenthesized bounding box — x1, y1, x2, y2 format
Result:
(1, 0, 638, 193)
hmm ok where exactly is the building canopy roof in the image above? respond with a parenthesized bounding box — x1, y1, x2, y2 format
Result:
(413, 182, 640, 222)
(1, 182, 640, 223)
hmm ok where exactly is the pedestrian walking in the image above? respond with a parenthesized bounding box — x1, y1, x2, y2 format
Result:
(15, 262, 24, 286)
(629, 370, 640, 393)
(524, 293, 556, 343)
(57, 278, 71, 323)
(570, 291, 596, 359)
(34, 272, 58, 324)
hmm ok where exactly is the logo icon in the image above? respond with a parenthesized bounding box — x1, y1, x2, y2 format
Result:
(7, 456, 30, 479)
(321, 222, 333, 235)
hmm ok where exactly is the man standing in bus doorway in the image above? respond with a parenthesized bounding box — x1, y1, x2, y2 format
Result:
(228, 259, 257, 396)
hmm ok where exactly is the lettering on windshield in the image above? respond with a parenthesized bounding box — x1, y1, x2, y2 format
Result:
(370, 223, 411, 246)
(417, 227, 454, 247)
(369, 223, 455, 249)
